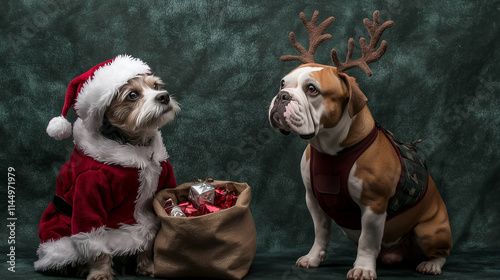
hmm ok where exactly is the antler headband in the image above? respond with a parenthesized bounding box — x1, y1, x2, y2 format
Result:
(281, 10, 394, 77)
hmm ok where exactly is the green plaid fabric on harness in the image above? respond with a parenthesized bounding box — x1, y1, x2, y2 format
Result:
(382, 127, 429, 218)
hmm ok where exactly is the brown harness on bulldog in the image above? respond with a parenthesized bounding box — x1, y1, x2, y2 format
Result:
(310, 122, 428, 230)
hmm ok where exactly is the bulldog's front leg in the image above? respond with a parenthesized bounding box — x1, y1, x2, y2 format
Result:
(296, 147, 332, 268)
(347, 206, 386, 280)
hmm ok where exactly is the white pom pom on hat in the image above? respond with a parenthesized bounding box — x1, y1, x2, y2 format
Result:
(46, 55, 151, 140)
(46, 115, 72, 140)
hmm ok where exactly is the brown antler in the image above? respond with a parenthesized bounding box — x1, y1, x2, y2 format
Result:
(331, 10, 394, 76)
(280, 11, 335, 64)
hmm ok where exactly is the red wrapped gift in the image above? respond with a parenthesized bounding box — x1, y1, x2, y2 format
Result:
(178, 201, 199, 217)
(214, 187, 239, 209)
(177, 201, 222, 217)
(198, 202, 222, 215)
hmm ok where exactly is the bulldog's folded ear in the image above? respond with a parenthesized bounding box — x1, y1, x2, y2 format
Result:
(337, 72, 367, 118)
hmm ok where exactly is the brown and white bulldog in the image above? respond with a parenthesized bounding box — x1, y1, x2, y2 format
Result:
(268, 63, 453, 279)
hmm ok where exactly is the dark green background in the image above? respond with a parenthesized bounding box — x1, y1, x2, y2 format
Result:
(1, 0, 499, 279)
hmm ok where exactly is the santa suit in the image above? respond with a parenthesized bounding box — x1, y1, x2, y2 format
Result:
(34, 119, 176, 271)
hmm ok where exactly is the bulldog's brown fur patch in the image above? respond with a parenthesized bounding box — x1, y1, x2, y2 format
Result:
(309, 67, 348, 129)
(355, 130, 401, 215)
(340, 107, 375, 148)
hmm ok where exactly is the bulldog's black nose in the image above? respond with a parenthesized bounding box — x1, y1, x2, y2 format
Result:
(156, 92, 170, 104)
(276, 91, 292, 102)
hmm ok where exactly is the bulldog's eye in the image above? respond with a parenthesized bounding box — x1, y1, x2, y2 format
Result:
(307, 84, 319, 95)
(280, 79, 285, 89)
(127, 91, 139, 101)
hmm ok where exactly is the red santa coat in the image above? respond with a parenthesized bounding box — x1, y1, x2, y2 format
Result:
(35, 119, 176, 271)
(38, 146, 176, 241)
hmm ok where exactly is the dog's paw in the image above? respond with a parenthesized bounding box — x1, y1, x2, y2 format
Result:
(86, 254, 113, 280)
(86, 271, 114, 280)
(347, 268, 377, 280)
(136, 249, 154, 277)
(416, 257, 445, 275)
(77, 263, 89, 278)
(136, 255, 154, 277)
(136, 261, 154, 277)
(295, 251, 326, 268)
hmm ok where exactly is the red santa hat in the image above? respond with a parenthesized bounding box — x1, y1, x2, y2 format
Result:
(46, 54, 151, 140)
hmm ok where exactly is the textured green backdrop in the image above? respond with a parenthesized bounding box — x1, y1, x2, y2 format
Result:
(1, 0, 499, 279)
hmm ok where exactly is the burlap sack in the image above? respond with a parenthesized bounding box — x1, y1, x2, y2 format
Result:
(153, 180, 257, 280)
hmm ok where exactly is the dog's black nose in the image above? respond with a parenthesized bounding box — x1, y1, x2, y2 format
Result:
(156, 92, 170, 104)
(276, 91, 292, 102)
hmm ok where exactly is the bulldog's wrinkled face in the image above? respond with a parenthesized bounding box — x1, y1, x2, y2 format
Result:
(269, 63, 352, 140)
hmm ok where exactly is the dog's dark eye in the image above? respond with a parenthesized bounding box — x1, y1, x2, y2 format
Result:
(307, 84, 319, 95)
(127, 91, 139, 101)
(153, 83, 160, 90)
(280, 79, 285, 89)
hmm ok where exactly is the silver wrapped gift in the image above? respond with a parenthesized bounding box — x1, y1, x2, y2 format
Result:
(164, 198, 186, 217)
(188, 182, 215, 207)
(170, 206, 186, 217)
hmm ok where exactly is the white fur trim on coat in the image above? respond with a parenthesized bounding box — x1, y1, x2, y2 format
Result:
(34, 236, 79, 271)
(74, 55, 150, 133)
(71, 227, 111, 260)
(72, 118, 168, 168)
(35, 221, 160, 271)
(34, 227, 111, 271)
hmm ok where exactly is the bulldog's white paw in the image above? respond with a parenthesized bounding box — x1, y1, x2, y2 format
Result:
(347, 267, 377, 280)
(295, 250, 326, 268)
(416, 257, 445, 275)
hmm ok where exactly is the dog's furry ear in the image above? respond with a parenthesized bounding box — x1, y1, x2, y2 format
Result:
(337, 72, 367, 118)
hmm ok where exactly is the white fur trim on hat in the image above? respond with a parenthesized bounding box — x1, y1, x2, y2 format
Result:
(75, 55, 151, 133)
(46, 115, 72, 140)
